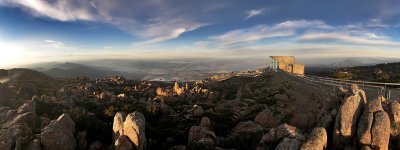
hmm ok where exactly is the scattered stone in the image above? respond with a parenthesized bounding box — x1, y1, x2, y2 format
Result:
(188, 126, 216, 149)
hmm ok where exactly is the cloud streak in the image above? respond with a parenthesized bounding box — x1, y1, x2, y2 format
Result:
(244, 8, 266, 20)
(196, 20, 331, 47)
(0, 0, 208, 44)
(195, 19, 400, 48)
(0, 0, 95, 21)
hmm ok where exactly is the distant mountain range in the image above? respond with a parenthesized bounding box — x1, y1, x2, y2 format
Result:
(11, 57, 400, 81)
(21, 58, 268, 80)
(303, 57, 400, 73)
(313, 62, 400, 82)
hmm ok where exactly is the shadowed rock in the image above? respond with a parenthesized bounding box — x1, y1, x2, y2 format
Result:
(276, 138, 301, 150)
(188, 116, 216, 149)
(188, 126, 216, 149)
(115, 135, 134, 150)
(259, 123, 305, 144)
(333, 84, 365, 148)
(254, 108, 280, 129)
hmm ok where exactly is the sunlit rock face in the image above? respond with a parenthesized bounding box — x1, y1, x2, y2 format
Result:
(112, 111, 146, 150)
(40, 113, 77, 150)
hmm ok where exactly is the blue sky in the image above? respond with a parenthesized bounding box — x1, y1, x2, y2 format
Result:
(0, 0, 400, 68)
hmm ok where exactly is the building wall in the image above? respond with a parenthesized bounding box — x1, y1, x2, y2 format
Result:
(292, 64, 304, 75)
(278, 63, 289, 71)
(270, 56, 295, 64)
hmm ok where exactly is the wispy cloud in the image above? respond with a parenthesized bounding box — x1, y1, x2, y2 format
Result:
(42, 40, 65, 48)
(244, 8, 266, 20)
(297, 32, 400, 46)
(0, 0, 95, 21)
(0, 0, 208, 44)
(195, 19, 400, 48)
(196, 20, 331, 47)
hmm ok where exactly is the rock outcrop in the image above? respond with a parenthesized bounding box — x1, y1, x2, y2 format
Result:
(112, 111, 146, 150)
(0, 98, 37, 150)
(124, 112, 146, 150)
(357, 96, 390, 150)
(333, 84, 365, 148)
(40, 113, 77, 150)
(300, 127, 327, 150)
(259, 123, 305, 144)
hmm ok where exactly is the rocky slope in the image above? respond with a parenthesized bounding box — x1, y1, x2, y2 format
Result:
(0, 69, 399, 149)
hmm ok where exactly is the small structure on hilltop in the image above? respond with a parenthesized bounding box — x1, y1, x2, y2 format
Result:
(269, 56, 304, 75)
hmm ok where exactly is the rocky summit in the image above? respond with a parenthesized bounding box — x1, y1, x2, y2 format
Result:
(0, 69, 399, 150)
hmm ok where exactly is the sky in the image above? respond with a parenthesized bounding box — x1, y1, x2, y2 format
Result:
(0, 0, 400, 68)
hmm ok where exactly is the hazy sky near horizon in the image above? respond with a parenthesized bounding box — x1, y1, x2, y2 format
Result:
(0, 0, 400, 68)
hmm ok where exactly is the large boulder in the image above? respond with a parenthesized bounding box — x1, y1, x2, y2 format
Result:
(385, 100, 400, 138)
(113, 112, 126, 142)
(40, 113, 77, 150)
(371, 110, 390, 150)
(0, 124, 33, 150)
(357, 96, 391, 150)
(123, 111, 146, 150)
(300, 127, 327, 150)
(254, 108, 280, 129)
(333, 84, 365, 147)
(275, 138, 301, 150)
(357, 97, 383, 145)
